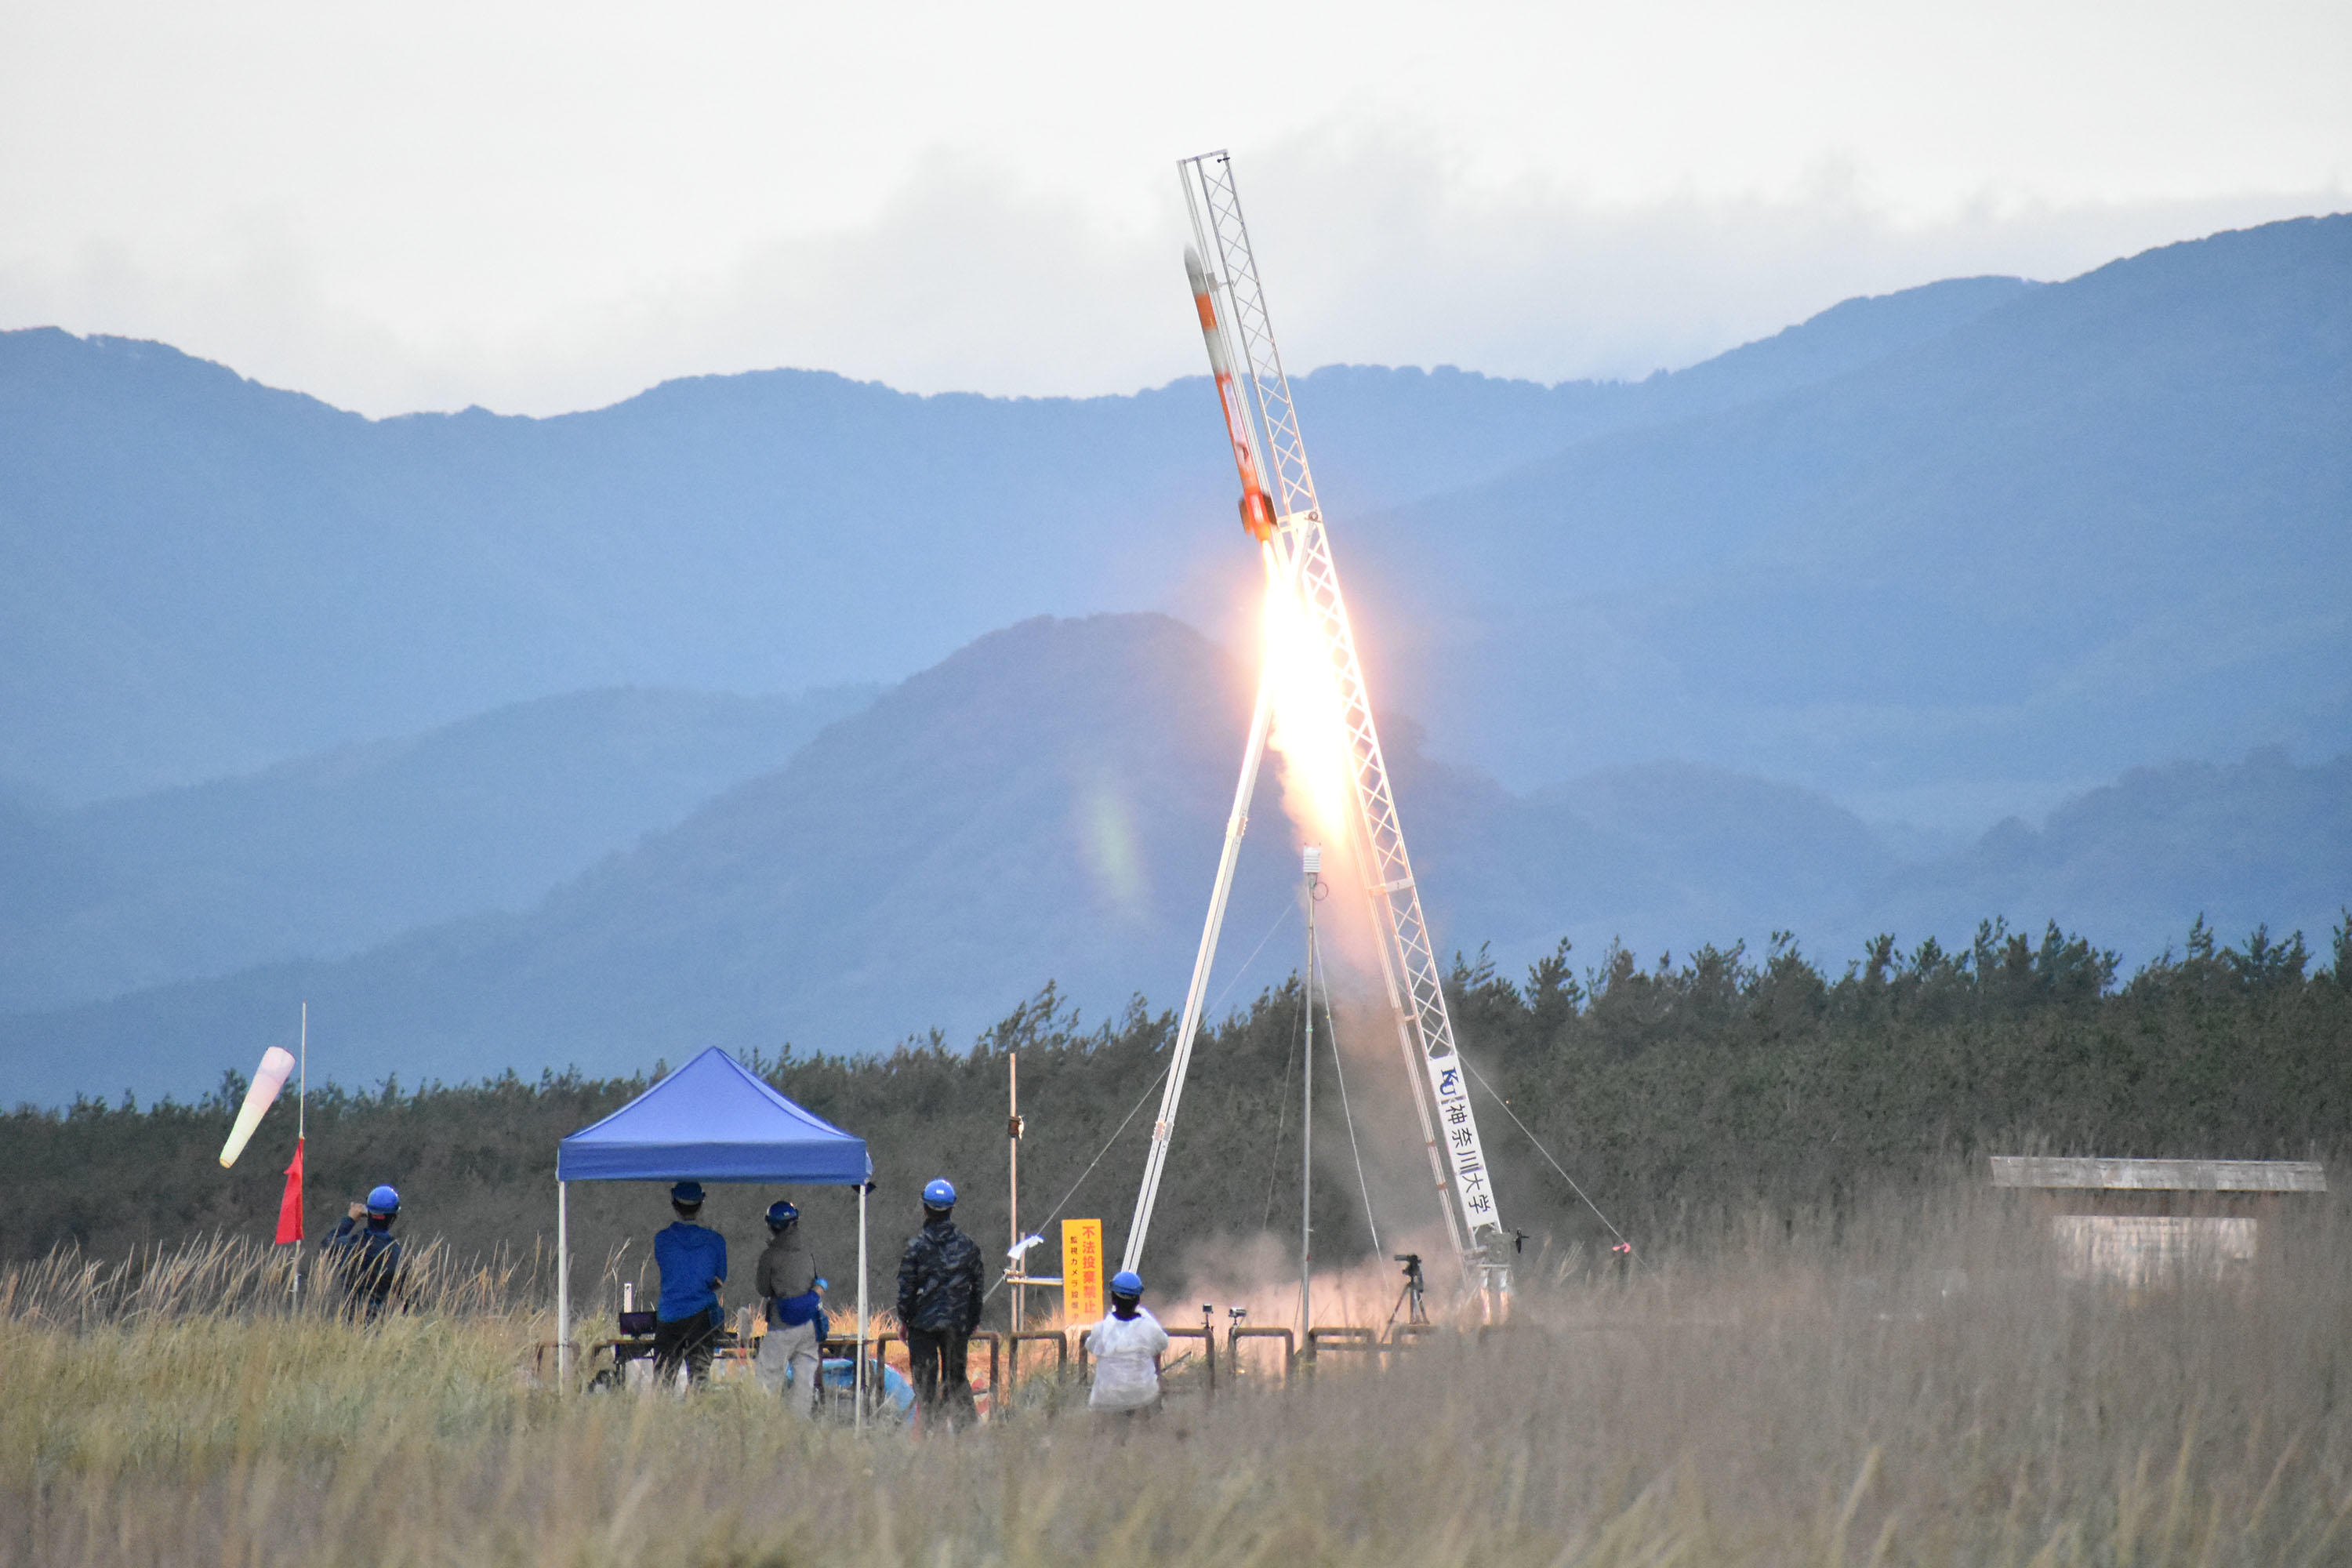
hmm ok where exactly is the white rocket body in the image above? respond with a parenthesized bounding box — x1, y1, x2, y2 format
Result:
(218, 1046, 297, 1168)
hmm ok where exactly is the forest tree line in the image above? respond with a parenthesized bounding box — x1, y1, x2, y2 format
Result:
(5, 916, 2346, 1316)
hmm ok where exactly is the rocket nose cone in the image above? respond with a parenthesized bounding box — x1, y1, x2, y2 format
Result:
(1184, 245, 1210, 294)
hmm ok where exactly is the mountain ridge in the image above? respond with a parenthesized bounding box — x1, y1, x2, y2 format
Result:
(5, 612, 2342, 1112)
(0, 684, 875, 1012)
(1342, 213, 2351, 816)
(2, 267, 2042, 801)
(4, 218, 2344, 1107)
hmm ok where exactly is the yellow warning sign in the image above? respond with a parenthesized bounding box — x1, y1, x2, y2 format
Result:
(1061, 1218, 1105, 1326)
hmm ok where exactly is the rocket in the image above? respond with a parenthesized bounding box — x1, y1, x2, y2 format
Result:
(1185, 246, 1279, 543)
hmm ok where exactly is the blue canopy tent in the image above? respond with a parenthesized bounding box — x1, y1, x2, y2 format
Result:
(555, 1047, 874, 1417)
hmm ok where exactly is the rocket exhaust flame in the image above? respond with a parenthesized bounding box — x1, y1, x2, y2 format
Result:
(1258, 548, 1356, 851)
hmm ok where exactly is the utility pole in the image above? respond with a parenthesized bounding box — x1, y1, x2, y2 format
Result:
(1007, 1052, 1025, 1332)
(1300, 845, 1319, 1338)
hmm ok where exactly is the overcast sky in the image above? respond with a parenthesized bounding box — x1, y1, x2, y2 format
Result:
(2, 0, 2345, 416)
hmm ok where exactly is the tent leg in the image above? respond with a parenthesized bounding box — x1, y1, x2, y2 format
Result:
(556, 1180, 569, 1395)
(855, 1183, 868, 1432)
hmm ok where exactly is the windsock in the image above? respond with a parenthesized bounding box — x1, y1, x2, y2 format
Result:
(219, 1046, 296, 1168)
(1185, 246, 1279, 543)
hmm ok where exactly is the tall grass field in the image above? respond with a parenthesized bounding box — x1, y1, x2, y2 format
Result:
(4, 1185, 2345, 1566)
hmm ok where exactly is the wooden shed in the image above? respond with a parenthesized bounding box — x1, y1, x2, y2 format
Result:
(1990, 1156, 2326, 1287)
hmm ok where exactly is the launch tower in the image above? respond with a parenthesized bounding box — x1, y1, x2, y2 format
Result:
(1122, 151, 1510, 1305)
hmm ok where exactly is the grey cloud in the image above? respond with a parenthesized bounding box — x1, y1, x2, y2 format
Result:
(2, 138, 2340, 416)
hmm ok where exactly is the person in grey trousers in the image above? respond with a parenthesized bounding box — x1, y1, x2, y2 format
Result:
(754, 1199, 826, 1417)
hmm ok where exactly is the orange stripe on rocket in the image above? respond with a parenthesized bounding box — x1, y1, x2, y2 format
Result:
(1185, 246, 1279, 544)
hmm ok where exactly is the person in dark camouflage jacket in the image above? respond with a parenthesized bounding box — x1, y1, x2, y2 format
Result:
(896, 1178, 984, 1428)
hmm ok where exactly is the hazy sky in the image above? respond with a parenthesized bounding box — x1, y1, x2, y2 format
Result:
(2, 0, 2345, 416)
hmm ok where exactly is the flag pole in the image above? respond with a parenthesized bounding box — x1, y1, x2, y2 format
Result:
(855, 1181, 869, 1432)
(295, 1002, 307, 1307)
(557, 1179, 570, 1392)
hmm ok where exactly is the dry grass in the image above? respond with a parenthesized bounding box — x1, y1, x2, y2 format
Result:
(4, 1189, 2347, 1567)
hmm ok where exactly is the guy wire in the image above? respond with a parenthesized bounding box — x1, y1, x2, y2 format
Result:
(1456, 1054, 1650, 1273)
(982, 900, 1298, 1301)
(1261, 989, 1299, 1232)
(1316, 929, 1382, 1258)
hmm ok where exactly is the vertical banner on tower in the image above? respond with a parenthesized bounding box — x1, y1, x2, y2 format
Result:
(1425, 1055, 1497, 1236)
(1062, 1218, 1104, 1325)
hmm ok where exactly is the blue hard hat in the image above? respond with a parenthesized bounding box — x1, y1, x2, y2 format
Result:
(670, 1181, 705, 1205)
(766, 1199, 800, 1228)
(1110, 1269, 1142, 1298)
(366, 1185, 401, 1217)
(921, 1178, 956, 1208)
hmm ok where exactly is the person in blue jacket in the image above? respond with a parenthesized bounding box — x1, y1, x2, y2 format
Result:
(321, 1184, 405, 1320)
(652, 1181, 728, 1385)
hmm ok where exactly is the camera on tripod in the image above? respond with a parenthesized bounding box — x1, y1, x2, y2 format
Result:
(1386, 1253, 1428, 1328)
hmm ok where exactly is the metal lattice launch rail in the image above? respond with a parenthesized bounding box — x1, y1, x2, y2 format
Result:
(1123, 151, 1509, 1299)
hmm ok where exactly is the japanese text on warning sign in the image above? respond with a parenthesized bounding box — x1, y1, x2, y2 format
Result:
(1062, 1218, 1105, 1324)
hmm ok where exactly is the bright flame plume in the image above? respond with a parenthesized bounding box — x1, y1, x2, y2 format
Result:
(1258, 551, 1356, 851)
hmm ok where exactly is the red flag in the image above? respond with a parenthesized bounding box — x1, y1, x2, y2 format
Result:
(275, 1137, 305, 1244)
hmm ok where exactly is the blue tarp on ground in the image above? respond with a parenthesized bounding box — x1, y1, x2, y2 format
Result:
(557, 1046, 870, 1184)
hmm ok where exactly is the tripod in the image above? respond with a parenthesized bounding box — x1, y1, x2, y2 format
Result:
(1384, 1253, 1428, 1333)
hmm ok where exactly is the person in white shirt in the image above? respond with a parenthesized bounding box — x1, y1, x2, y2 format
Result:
(1086, 1269, 1169, 1417)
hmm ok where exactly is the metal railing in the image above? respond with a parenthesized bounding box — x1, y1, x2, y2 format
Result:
(1303, 1325, 1377, 1366)
(1006, 1329, 1069, 1387)
(1228, 1323, 1297, 1385)
(1163, 1324, 1217, 1398)
(556, 1319, 1454, 1409)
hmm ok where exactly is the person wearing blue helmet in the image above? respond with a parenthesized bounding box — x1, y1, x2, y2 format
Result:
(1085, 1269, 1168, 1417)
(652, 1181, 728, 1386)
(754, 1198, 826, 1417)
(895, 1178, 983, 1430)
(321, 1184, 405, 1319)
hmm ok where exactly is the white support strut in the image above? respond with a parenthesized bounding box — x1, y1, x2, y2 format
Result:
(1124, 150, 1510, 1296)
(1121, 613, 1280, 1274)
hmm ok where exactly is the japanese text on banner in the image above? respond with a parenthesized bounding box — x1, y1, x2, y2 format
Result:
(1423, 1058, 1497, 1232)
